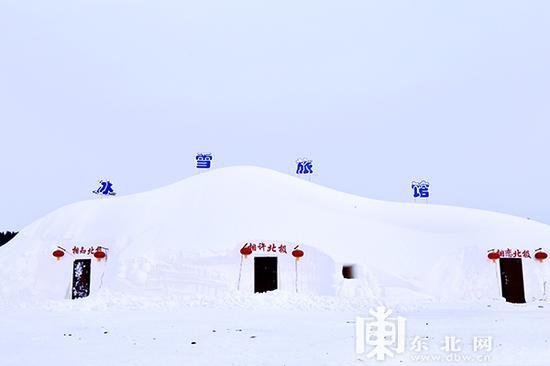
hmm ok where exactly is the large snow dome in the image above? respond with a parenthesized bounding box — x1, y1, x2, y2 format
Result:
(1, 166, 550, 304)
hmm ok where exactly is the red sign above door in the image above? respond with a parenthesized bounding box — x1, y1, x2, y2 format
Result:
(494, 249, 531, 258)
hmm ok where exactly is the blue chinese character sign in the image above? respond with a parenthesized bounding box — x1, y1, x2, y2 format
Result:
(196, 153, 213, 169)
(296, 158, 314, 175)
(411, 180, 430, 199)
(93, 180, 116, 196)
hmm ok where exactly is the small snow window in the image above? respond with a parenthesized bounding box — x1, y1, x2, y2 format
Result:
(342, 265, 356, 279)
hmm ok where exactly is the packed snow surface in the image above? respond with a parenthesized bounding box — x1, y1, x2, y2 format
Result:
(0, 293, 548, 366)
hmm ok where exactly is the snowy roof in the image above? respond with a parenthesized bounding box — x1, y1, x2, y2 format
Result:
(1, 166, 549, 300)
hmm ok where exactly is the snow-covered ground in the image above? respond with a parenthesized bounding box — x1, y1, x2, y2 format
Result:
(1, 292, 548, 366)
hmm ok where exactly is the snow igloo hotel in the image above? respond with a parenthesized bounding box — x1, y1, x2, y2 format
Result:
(1, 166, 549, 304)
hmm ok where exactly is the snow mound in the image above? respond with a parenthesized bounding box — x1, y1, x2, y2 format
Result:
(1, 166, 550, 303)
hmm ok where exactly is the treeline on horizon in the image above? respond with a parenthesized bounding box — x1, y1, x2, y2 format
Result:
(0, 231, 18, 247)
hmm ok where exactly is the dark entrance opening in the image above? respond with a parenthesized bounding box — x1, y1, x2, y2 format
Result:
(342, 265, 356, 279)
(499, 258, 526, 304)
(254, 257, 278, 293)
(72, 259, 92, 299)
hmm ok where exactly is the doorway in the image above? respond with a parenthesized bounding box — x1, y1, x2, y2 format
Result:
(72, 259, 92, 299)
(254, 257, 278, 293)
(499, 258, 526, 304)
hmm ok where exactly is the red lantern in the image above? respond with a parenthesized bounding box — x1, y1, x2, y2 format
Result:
(292, 247, 304, 261)
(94, 250, 106, 261)
(535, 250, 548, 262)
(240, 245, 252, 258)
(52, 249, 65, 260)
(487, 251, 500, 263)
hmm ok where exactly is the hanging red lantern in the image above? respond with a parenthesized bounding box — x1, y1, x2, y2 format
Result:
(94, 249, 106, 261)
(52, 249, 65, 261)
(240, 244, 252, 258)
(487, 250, 500, 263)
(292, 246, 304, 261)
(535, 249, 548, 263)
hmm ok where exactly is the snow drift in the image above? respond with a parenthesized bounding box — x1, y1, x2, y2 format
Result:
(1, 166, 550, 303)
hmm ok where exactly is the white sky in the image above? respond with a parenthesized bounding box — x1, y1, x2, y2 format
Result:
(1, 0, 549, 230)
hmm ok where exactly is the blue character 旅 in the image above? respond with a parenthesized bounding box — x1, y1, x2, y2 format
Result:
(296, 159, 314, 175)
